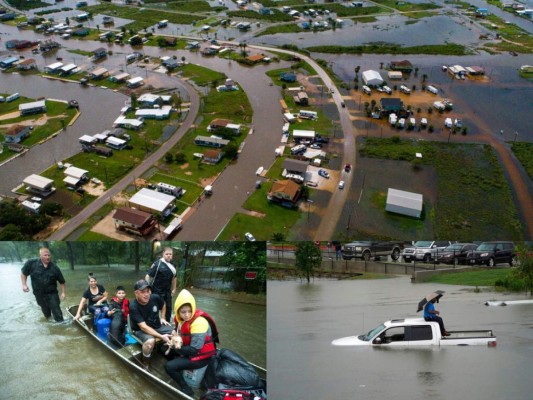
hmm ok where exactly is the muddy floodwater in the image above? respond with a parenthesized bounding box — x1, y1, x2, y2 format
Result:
(0, 263, 266, 400)
(268, 277, 533, 400)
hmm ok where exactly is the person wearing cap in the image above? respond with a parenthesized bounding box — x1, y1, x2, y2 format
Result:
(145, 247, 177, 322)
(129, 279, 173, 370)
(424, 297, 450, 336)
(21, 247, 66, 322)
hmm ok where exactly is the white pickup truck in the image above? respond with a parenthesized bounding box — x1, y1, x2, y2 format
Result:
(332, 318, 497, 347)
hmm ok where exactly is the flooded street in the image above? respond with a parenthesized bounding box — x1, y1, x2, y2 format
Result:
(0, 263, 265, 399)
(268, 277, 533, 400)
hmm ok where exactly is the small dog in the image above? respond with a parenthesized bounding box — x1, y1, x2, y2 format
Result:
(165, 333, 183, 355)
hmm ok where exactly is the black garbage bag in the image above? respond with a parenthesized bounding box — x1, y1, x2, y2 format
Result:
(203, 348, 264, 391)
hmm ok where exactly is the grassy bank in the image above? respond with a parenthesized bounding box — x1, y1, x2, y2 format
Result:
(426, 268, 511, 286)
(511, 142, 533, 180)
(306, 43, 472, 56)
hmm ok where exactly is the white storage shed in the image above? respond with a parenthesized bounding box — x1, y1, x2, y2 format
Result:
(362, 70, 384, 86)
(385, 188, 423, 218)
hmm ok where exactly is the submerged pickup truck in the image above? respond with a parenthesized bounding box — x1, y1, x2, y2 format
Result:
(332, 318, 497, 347)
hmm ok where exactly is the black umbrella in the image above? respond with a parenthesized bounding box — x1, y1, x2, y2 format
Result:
(417, 290, 445, 312)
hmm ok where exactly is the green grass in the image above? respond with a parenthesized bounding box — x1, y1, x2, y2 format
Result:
(82, 3, 202, 32)
(179, 63, 227, 87)
(511, 142, 533, 180)
(256, 24, 306, 37)
(306, 43, 472, 56)
(75, 230, 115, 241)
(427, 268, 512, 286)
(371, 0, 440, 12)
(218, 180, 303, 240)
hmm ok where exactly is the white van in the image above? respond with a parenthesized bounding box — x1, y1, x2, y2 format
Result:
(400, 85, 411, 94)
(362, 85, 372, 95)
(444, 118, 453, 128)
(426, 85, 438, 94)
(204, 185, 213, 196)
(157, 20, 168, 28)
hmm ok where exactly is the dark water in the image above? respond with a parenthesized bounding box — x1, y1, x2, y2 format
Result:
(0, 263, 265, 400)
(268, 277, 533, 400)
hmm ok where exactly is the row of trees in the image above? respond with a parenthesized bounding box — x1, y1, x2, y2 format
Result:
(0, 241, 266, 294)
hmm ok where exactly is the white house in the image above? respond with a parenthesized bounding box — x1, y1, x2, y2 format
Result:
(385, 188, 423, 218)
(129, 188, 176, 217)
(362, 70, 384, 86)
(22, 174, 56, 197)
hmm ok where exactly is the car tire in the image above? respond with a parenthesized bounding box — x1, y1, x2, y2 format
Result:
(391, 248, 400, 261)
(363, 252, 371, 261)
(423, 254, 431, 263)
(487, 258, 495, 267)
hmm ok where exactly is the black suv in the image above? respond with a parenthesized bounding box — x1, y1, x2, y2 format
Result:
(436, 243, 478, 265)
(341, 241, 403, 261)
(468, 241, 516, 267)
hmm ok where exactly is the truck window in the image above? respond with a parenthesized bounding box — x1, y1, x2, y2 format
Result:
(380, 327, 405, 343)
(409, 325, 433, 341)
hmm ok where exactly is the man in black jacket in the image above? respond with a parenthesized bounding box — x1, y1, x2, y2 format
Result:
(21, 247, 66, 322)
(145, 247, 177, 321)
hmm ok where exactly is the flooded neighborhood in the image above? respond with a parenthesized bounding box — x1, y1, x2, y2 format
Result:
(0, 0, 532, 241)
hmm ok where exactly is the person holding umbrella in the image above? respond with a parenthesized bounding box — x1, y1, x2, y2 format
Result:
(422, 291, 450, 336)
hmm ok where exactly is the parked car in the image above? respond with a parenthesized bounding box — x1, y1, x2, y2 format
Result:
(338, 181, 345, 189)
(402, 241, 453, 263)
(342, 241, 404, 261)
(344, 164, 351, 172)
(310, 143, 322, 149)
(467, 241, 516, 267)
(436, 243, 478, 265)
(318, 169, 330, 179)
(245, 232, 256, 242)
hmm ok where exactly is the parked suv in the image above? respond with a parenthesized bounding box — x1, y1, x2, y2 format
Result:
(402, 241, 452, 263)
(467, 241, 516, 267)
(342, 241, 404, 261)
(436, 243, 478, 265)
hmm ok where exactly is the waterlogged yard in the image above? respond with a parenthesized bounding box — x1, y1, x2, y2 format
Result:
(357, 137, 523, 240)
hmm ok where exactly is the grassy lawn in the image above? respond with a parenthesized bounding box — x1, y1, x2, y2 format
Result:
(179, 63, 227, 87)
(256, 24, 306, 37)
(426, 268, 511, 286)
(359, 137, 523, 239)
(83, 4, 202, 32)
(511, 142, 533, 180)
(150, 171, 203, 206)
(218, 181, 302, 240)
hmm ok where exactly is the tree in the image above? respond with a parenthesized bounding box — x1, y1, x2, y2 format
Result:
(0, 224, 27, 240)
(221, 242, 266, 293)
(271, 232, 286, 241)
(295, 242, 322, 283)
(175, 151, 186, 164)
(164, 152, 173, 163)
(300, 185, 310, 200)
(224, 143, 239, 160)
(130, 93, 137, 109)
(514, 244, 533, 295)
(130, 35, 143, 46)
(40, 202, 63, 216)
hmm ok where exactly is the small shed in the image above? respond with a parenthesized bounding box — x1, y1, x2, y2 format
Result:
(362, 70, 384, 86)
(388, 71, 403, 80)
(385, 188, 423, 218)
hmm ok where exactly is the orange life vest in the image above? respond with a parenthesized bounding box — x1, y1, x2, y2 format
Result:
(176, 310, 219, 361)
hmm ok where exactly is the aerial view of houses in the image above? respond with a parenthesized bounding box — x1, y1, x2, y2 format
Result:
(0, 0, 532, 242)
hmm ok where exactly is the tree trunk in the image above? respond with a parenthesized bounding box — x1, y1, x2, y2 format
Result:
(66, 242, 75, 270)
